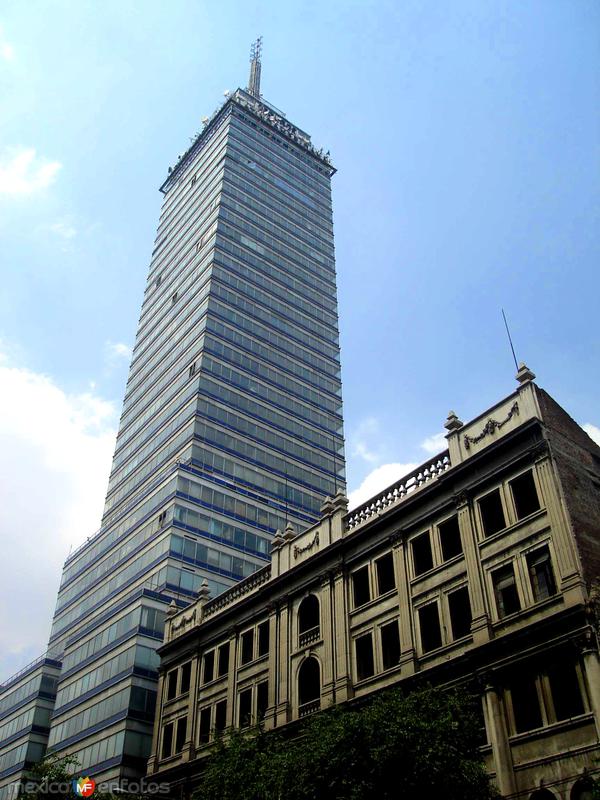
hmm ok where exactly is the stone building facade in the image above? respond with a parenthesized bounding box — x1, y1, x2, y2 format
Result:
(147, 367, 600, 800)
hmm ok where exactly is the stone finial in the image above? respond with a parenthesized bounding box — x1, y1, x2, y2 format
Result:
(283, 522, 296, 541)
(331, 490, 349, 511)
(271, 529, 284, 551)
(444, 410, 464, 432)
(197, 578, 211, 603)
(320, 496, 334, 516)
(166, 599, 178, 618)
(516, 362, 536, 385)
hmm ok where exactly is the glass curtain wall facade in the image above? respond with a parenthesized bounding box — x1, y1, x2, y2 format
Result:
(21, 81, 345, 783)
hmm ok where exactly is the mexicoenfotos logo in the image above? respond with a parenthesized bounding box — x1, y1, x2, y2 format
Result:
(72, 777, 96, 797)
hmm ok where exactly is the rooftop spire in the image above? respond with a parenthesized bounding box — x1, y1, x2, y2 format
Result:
(248, 36, 262, 98)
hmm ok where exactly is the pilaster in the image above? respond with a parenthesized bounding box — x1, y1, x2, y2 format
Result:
(454, 493, 492, 643)
(391, 534, 416, 673)
(482, 677, 516, 797)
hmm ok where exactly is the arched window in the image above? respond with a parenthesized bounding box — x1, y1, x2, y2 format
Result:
(530, 790, 556, 800)
(571, 779, 595, 800)
(298, 595, 320, 646)
(298, 657, 320, 716)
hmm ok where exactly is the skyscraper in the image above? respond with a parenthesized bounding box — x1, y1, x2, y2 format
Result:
(0, 41, 345, 790)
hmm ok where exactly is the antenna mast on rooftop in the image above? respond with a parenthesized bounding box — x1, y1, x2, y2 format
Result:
(248, 36, 263, 98)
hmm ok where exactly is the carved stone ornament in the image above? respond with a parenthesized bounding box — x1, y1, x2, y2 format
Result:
(463, 402, 519, 450)
(293, 531, 319, 560)
(453, 491, 470, 510)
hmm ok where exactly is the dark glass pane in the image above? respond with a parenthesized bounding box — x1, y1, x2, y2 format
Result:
(166, 670, 177, 700)
(510, 676, 542, 733)
(256, 681, 268, 721)
(203, 651, 215, 683)
(419, 603, 442, 653)
(479, 490, 506, 537)
(376, 553, 396, 595)
(161, 723, 173, 758)
(241, 629, 254, 664)
(380, 621, 400, 670)
(180, 662, 191, 694)
(218, 642, 230, 677)
(439, 516, 462, 561)
(175, 716, 187, 752)
(355, 633, 375, 680)
(448, 586, 472, 640)
(215, 699, 227, 732)
(239, 688, 252, 728)
(492, 564, 521, 618)
(352, 566, 370, 608)
(527, 547, 557, 601)
(257, 621, 270, 656)
(548, 660, 584, 720)
(198, 707, 211, 744)
(510, 471, 540, 519)
(412, 532, 433, 576)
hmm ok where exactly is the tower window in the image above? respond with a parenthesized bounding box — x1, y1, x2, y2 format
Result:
(188, 362, 196, 378)
(527, 546, 556, 601)
(418, 602, 442, 653)
(352, 566, 370, 608)
(239, 688, 252, 728)
(548, 659, 584, 720)
(355, 633, 375, 680)
(214, 699, 227, 732)
(492, 564, 521, 618)
(161, 722, 173, 759)
(510, 470, 540, 519)
(172, 291, 178, 304)
(448, 586, 472, 640)
(256, 680, 269, 722)
(202, 651, 214, 684)
(375, 553, 395, 595)
(198, 707, 211, 744)
(175, 716, 187, 752)
(155, 274, 162, 288)
(180, 662, 191, 694)
(166, 670, 177, 701)
(240, 629, 254, 664)
(479, 490, 506, 537)
(218, 642, 230, 677)
(380, 620, 400, 670)
(508, 674, 542, 733)
(257, 621, 269, 656)
(439, 516, 462, 561)
(412, 532, 433, 576)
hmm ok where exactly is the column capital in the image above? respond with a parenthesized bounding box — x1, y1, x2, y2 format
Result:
(453, 491, 470, 510)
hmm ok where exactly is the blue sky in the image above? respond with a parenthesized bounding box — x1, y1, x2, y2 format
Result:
(0, 0, 598, 675)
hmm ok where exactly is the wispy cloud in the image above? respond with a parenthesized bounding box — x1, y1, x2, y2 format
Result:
(582, 424, 600, 447)
(105, 340, 132, 362)
(0, 147, 62, 195)
(48, 220, 77, 240)
(348, 462, 418, 510)
(350, 416, 385, 464)
(0, 346, 117, 677)
(0, 25, 14, 61)
(420, 431, 447, 455)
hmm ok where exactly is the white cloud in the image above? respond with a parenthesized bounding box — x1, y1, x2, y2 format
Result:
(420, 431, 447, 455)
(350, 416, 384, 464)
(0, 147, 62, 195)
(583, 424, 600, 447)
(49, 220, 77, 240)
(348, 462, 418, 510)
(0, 25, 14, 61)
(105, 340, 132, 364)
(0, 349, 117, 678)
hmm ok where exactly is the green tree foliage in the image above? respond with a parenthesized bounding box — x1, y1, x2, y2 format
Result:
(195, 686, 499, 800)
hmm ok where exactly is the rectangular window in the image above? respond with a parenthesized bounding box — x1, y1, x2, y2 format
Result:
(203, 651, 215, 684)
(548, 660, 584, 720)
(448, 586, 472, 640)
(527, 546, 557, 601)
(509, 675, 542, 733)
(439, 516, 463, 561)
(479, 490, 506, 537)
(180, 662, 191, 695)
(256, 681, 269, 722)
(241, 630, 254, 665)
(257, 621, 270, 657)
(492, 564, 521, 618)
(218, 642, 230, 677)
(215, 699, 227, 733)
(418, 602, 442, 653)
(380, 621, 401, 670)
(510, 471, 540, 519)
(375, 553, 396, 595)
(175, 716, 187, 752)
(355, 632, 375, 680)
(412, 532, 433, 576)
(352, 566, 371, 608)
(198, 707, 211, 744)
(239, 688, 252, 728)
(161, 723, 173, 759)
(166, 670, 177, 701)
